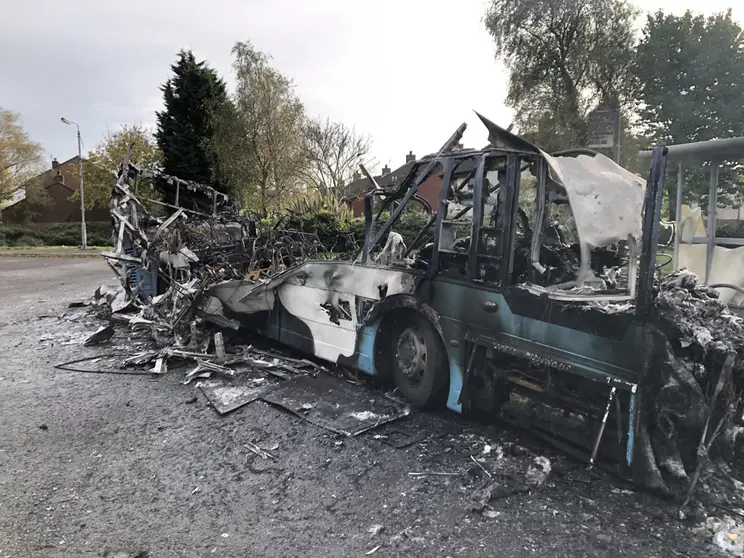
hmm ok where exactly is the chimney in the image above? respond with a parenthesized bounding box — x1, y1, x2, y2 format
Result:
(382, 164, 391, 175)
(52, 157, 59, 169)
(406, 151, 416, 163)
(454, 142, 464, 151)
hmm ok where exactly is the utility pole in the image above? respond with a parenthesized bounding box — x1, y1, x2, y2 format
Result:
(60, 117, 87, 249)
(612, 108, 622, 164)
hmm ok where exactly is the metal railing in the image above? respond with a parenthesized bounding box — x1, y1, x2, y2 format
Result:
(639, 136, 744, 286)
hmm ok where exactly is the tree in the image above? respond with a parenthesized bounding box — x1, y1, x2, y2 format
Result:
(635, 9, 744, 207)
(82, 125, 162, 210)
(210, 40, 306, 215)
(300, 117, 372, 200)
(484, 0, 639, 151)
(0, 108, 44, 200)
(155, 50, 229, 191)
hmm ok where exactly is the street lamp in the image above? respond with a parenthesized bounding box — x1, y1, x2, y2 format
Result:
(60, 117, 87, 250)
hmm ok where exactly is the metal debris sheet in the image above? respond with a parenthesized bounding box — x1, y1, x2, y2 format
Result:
(261, 373, 410, 436)
(199, 371, 282, 415)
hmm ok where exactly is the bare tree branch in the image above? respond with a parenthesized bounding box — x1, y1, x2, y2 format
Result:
(300, 117, 372, 200)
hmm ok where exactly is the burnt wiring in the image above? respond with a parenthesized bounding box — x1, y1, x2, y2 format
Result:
(54, 354, 156, 376)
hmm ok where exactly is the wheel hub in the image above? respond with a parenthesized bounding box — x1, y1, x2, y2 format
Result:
(396, 326, 427, 385)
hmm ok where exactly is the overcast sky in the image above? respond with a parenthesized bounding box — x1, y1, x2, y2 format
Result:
(1, 0, 740, 174)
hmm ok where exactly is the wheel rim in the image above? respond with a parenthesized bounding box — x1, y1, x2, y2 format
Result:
(395, 325, 427, 386)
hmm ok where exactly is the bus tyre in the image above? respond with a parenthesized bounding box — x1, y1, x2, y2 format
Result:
(391, 313, 448, 409)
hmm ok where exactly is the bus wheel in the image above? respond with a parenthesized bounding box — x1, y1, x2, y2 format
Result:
(391, 313, 448, 409)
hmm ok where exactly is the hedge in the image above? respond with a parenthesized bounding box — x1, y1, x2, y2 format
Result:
(13, 212, 737, 252)
(0, 222, 113, 247)
(264, 209, 432, 254)
(0, 210, 432, 250)
(718, 220, 744, 240)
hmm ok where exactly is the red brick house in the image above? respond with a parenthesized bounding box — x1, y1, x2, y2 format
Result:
(344, 147, 467, 217)
(1, 156, 109, 224)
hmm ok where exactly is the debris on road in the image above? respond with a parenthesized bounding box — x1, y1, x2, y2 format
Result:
(199, 370, 280, 415)
(408, 472, 461, 477)
(472, 482, 530, 511)
(694, 515, 744, 557)
(83, 326, 115, 346)
(183, 358, 235, 384)
(260, 373, 410, 437)
(149, 357, 167, 375)
(244, 441, 276, 460)
(470, 455, 492, 479)
(371, 425, 426, 449)
(466, 442, 554, 513)
(55, 354, 155, 376)
(368, 524, 384, 536)
(525, 456, 552, 486)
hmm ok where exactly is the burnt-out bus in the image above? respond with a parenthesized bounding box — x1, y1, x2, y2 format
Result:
(205, 115, 670, 480)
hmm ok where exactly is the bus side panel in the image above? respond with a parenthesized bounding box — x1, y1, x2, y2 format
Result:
(430, 279, 645, 386)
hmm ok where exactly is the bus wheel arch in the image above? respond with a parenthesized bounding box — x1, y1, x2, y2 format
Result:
(374, 302, 449, 410)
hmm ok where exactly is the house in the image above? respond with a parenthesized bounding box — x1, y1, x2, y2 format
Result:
(344, 145, 469, 217)
(0, 156, 109, 224)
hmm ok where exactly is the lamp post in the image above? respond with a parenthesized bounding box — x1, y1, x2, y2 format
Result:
(60, 117, 87, 249)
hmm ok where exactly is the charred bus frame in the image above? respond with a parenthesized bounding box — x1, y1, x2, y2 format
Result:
(210, 119, 668, 473)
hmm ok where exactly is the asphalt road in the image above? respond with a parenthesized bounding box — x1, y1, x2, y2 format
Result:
(0, 257, 113, 321)
(0, 257, 723, 557)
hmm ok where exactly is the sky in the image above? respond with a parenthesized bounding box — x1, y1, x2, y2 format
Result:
(1, 0, 741, 175)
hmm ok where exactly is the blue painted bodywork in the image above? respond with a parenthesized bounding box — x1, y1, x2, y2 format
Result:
(445, 355, 464, 413)
(356, 324, 379, 375)
(256, 263, 644, 405)
(433, 280, 645, 383)
(627, 390, 637, 466)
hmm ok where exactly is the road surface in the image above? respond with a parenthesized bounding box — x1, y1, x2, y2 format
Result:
(0, 257, 720, 557)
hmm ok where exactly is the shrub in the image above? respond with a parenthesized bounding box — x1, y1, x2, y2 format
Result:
(342, 209, 432, 252)
(0, 222, 113, 247)
(14, 235, 43, 247)
(299, 210, 345, 248)
(395, 211, 432, 247)
(349, 217, 365, 241)
(718, 220, 744, 240)
(284, 192, 354, 222)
